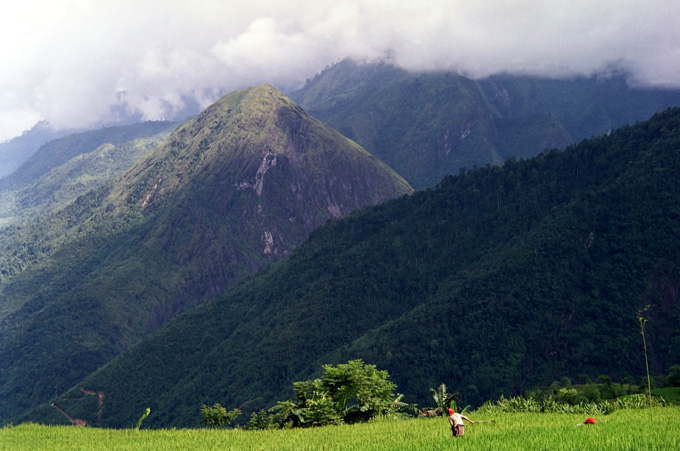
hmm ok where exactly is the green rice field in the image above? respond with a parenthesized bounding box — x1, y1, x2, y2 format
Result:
(1, 407, 678, 450)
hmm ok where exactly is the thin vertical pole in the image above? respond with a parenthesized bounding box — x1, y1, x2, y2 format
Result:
(638, 312, 653, 420)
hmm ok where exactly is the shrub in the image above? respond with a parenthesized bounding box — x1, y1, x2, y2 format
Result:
(246, 410, 271, 430)
(271, 360, 407, 428)
(200, 404, 241, 428)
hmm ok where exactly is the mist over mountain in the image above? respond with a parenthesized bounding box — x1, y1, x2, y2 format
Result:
(0, 122, 73, 179)
(19, 107, 680, 429)
(3, 1, 679, 143)
(0, 85, 411, 424)
(292, 59, 680, 189)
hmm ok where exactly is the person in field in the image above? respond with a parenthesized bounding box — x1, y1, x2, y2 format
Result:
(448, 407, 474, 437)
(576, 417, 597, 427)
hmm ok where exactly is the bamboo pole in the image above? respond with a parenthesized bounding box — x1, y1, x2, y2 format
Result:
(638, 306, 653, 421)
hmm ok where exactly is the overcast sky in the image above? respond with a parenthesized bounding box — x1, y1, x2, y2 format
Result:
(1, 0, 678, 142)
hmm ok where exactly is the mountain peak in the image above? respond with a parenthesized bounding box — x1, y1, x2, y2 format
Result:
(42, 107, 680, 428)
(123, 84, 411, 215)
(208, 83, 291, 120)
(102, 83, 413, 309)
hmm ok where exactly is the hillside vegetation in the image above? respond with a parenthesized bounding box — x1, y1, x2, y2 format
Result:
(0, 121, 178, 227)
(29, 108, 680, 428)
(292, 59, 680, 189)
(0, 121, 180, 192)
(0, 85, 412, 425)
(0, 122, 72, 179)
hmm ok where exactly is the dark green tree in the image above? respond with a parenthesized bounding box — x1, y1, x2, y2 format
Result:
(666, 365, 680, 387)
(318, 359, 397, 421)
(270, 400, 305, 428)
(275, 360, 402, 427)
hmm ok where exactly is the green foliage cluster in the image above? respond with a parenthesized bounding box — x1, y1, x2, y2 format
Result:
(240, 360, 414, 430)
(651, 387, 680, 401)
(478, 370, 680, 415)
(527, 376, 642, 405)
(477, 393, 668, 416)
(268, 360, 408, 428)
(430, 383, 458, 413)
(135, 407, 151, 430)
(245, 409, 271, 430)
(200, 404, 241, 428)
(665, 365, 680, 387)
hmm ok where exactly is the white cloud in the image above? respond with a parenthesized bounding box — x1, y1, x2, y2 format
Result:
(1, 0, 678, 142)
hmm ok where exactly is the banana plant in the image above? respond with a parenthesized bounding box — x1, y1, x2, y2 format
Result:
(430, 383, 459, 415)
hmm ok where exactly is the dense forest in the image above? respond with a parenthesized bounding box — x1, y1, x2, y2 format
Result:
(23, 107, 680, 428)
(292, 59, 680, 189)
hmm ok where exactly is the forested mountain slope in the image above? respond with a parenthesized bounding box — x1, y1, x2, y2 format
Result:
(0, 121, 179, 192)
(0, 121, 179, 227)
(32, 107, 680, 429)
(292, 59, 680, 189)
(0, 84, 412, 425)
(0, 122, 72, 179)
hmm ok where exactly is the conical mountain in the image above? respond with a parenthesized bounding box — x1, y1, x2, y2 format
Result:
(114, 84, 411, 264)
(0, 84, 412, 425)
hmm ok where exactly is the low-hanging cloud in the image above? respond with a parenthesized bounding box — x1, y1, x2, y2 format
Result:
(1, 0, 678, 142)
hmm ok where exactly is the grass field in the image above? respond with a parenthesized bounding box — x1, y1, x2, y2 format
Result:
(1, 407, 679, 450)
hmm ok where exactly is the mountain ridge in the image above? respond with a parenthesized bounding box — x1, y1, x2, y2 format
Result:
(291, 59, 680, 189)
(0, 84, 412, 424)
(0, 122, 178, 228)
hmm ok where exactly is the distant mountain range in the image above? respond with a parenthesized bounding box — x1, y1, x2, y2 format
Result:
(0, 122, 73, 179)
(0, 121, 179, 227)
(291, 59, 680, 189)
(1, 60, 679, 428)
(0, 84, 411, 425)
(5, 59, 678, 193)
(22, 106, 680, 428)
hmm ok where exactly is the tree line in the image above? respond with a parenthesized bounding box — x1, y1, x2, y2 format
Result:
(200, 360, 680, 430)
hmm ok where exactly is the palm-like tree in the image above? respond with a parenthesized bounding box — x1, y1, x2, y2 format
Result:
(430, 383, 458, 415)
